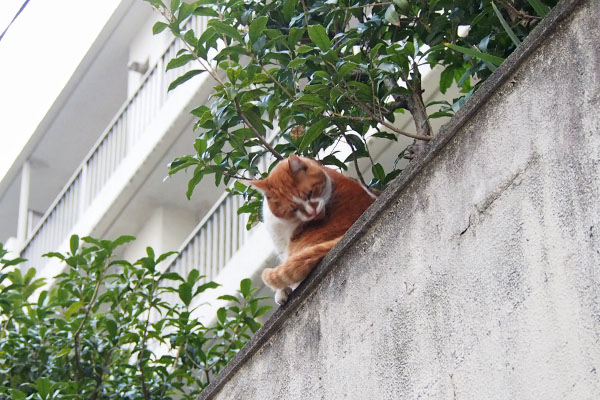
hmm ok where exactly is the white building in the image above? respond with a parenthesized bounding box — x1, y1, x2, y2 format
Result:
(0, 0, 451, 317)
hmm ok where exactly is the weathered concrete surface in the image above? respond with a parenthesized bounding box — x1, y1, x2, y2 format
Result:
(203, 0, 600, 398)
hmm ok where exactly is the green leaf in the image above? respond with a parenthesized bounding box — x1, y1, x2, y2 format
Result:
(491, 2, 521, 47)
(113, 235, 136, 247)
(296, 45, 313, 54)
(393, 0, 410, 12)
(254, 305, 272, 317)
(168, 69, 205, 91)
(288, 27, 305, 48)
(217, 294, 240, 303)
(240, 278, 252, 297)
(156, 251, 178, 264)
(1, 256, 26, 265)
(177, 2, 195, 23)
(188, 269, 200, 285)
(243, 316, 261, 332)
(282, 0, 298, 21)
(186, 166, 205, 199)
(249, 16, 268, 43)
(195, 281, 219, 295)
(294, 94, 328, 108)
(207, 20, 243, 42)
(372, 163, 386, 182)
(193, 6, 219, 17)
(166, 53, 195, 71)
(23, 267, 35, 284)
(217, 307, 227, 324)
(439, 67, 454, 94)
(288, 58, 305, 69)
(70, 235, 79, 255)
(527, 0, 550, 17)
(299, 118, 329, 151)
(384, 5, 401, 26)
(105, 319, 118, 339)
(307, 24, 331, 52)
(337, 61, 357, 78)
(161, 272, 184, 281)
(64, 301, 84, 319)
(146, 0, 165, 8)
(445, 43, 504, 66)
(10, 389, 27, 400)
(152, 21, 169, 35)
(178, 282, 192, 306)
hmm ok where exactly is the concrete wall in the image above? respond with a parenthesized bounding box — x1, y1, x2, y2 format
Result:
(199, 0, 600, 398)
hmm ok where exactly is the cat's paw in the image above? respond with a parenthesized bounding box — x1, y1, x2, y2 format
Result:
(274, 287, 293, 305)
(262, 267, 284, 289)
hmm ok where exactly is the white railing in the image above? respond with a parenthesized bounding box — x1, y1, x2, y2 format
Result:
(21, 16, 207, 268)
(167, 192, 251, 282)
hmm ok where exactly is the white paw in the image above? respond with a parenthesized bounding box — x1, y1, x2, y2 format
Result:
(274, 287, 293, 305)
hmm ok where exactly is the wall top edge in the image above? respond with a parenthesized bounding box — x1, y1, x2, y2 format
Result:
(195, 0, 586, 398)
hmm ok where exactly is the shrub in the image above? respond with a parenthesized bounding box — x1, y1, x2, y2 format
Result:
(0, 236, 271, 399)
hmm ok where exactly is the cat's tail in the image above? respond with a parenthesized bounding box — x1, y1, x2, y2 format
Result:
(262, 236, 343, 290)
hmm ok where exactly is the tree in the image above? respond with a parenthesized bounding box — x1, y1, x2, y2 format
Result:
(144, 0, 554, 225)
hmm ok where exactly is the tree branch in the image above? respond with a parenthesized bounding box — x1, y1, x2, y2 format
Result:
(234, 98, 284, 161)
(340, 129, 368, 188)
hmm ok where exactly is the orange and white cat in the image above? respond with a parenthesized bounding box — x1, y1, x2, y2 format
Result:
(249, 155, 376, 304)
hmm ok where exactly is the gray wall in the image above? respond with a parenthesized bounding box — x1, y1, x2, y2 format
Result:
(202, 0, 600, 398)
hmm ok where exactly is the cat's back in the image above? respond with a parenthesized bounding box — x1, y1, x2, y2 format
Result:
(326, 168, 376, 219)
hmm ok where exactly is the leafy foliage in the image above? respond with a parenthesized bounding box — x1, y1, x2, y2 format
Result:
(144, 0, 555, 225)
(0, 237, 271, 399)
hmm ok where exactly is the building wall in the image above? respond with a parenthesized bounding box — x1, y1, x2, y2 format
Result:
(200, 0, 600, 398)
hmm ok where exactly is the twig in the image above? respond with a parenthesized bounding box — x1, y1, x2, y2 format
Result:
(299, 0, 310, 26)
(339, 128, 368, 188)
(343, 91, 431, 141)
(73, 267, 105, 381)
(234, 98, 284, 161)
(139, 279, 158, 400)
(253, 56, 296, 100)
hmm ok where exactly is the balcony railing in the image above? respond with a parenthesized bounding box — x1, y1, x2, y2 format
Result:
(21, 16, 207, 268)
(167, 192, 250, 282)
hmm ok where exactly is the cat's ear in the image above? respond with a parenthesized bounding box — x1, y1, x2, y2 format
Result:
(288, 155, 307, 175)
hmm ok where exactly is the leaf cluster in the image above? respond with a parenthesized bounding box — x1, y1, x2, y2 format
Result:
(145, 0, 555, 224)
(0, 237, 271, 399)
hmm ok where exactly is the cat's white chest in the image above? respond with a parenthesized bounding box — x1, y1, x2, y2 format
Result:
(262, 201, 298, 260)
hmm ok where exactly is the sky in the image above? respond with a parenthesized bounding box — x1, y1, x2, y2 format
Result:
(0, 0, 121, 183)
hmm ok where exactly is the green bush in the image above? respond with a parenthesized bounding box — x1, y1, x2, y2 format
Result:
(0, 236, 271, 399)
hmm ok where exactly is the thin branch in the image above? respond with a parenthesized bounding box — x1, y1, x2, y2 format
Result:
(234, 98, 284, 161)
(139, 279, 158, 400)
(299, 0, 310, 26)
(343, 91, 432, 141)
(253, 56, 296, 100)
(339, 128, 368, 188)
(73, 266, 105, 381)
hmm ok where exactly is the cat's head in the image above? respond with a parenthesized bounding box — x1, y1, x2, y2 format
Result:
(249, 155, 332, 223)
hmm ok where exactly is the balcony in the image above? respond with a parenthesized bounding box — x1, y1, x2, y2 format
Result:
(19, 15, 209, 270)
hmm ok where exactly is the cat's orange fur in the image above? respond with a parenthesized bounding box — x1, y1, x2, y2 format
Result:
(250, 155, 375, 304)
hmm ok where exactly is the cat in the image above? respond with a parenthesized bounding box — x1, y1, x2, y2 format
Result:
(249, 155, 376, 304)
